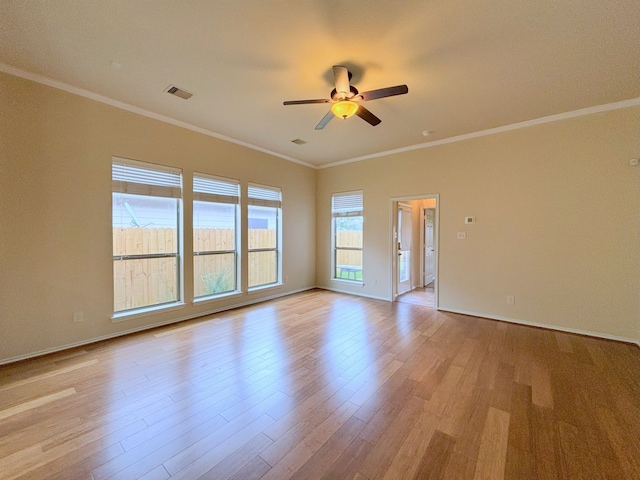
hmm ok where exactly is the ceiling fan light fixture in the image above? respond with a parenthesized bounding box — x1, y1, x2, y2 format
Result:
(331, 100, 358, 119)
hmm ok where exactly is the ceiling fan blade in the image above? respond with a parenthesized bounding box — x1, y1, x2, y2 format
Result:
(283, 98, 331, 105)
(356, 85, 408, 102)
(355, 105, 382, 126)
(333, 65, 350, 97)
(315, 110, 335, 130)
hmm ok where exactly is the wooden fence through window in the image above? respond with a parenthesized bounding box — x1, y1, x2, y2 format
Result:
(113, 228, 362, 310)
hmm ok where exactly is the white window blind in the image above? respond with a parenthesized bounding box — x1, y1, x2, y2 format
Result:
(248, 183, 282, 208)
(332, 191, 363, 217)
(193, 174, 240, 204)
(112, 158, 182, 198)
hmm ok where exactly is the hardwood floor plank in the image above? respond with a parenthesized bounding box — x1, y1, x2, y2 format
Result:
(504, 445, 534, 480)
(556, 420, 603, 480)
(159, 401, 279, 477)
(320, 436, 374, 480)
(1, 417, 147, 480)
(472, 407, 510, 480)
(424, 365, 464, 416)
(530, 405, 560, 480)
(381, 408, 438, 480)
(357, 376, 418, 444)
(554, 332, 574, 353)
(507, 382, 532, 452)
(358, 395, 425, 480)
(229, 455, 272, 480)
(259, 400, 359, 480)
(24, 442, 126, 480)
(0, 360, 98, 393)
(166, 415, 275, 479)
(531, 359, 554, 409)
(289, 416, 366, 480)
(0, 388, 76, 421)
(120, 394, 239, 451)
(198, 433, 273, 480)
(412, 429, 456, 480)
(595, 406, 640, 479)
(262, 376, 350, 444)
(90, 415, 228, 480)
(137, 465, 171, 480)
(348, 359, 404, 406)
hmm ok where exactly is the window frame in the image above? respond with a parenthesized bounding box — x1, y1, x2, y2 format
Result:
(247, 183, 282, 290)
(111, 157, 183, 318)
(331, 190, 364, 284)
(192, 173, 241, 301)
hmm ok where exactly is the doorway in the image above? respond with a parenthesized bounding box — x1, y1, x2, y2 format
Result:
(392, 195, 438, 308)
(397, 203, 413, 296)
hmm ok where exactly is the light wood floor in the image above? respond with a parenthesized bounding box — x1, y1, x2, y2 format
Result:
(1, 289, 639, 480)
(396, 287, 435, 308)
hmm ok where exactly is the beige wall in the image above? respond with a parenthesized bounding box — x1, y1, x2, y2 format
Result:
(0, 72, 316, 363)
(317, 107, 640, 342)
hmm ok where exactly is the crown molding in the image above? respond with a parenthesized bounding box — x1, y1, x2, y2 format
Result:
(319, 97, 640, 169)
(0, 62, 315, 169)
(2, 62, 637, 171)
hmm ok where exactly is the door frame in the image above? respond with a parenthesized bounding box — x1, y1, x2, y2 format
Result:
(396, 202, 413, 296)
(390, 194, 439, 309)
(420, 206, 436, 288)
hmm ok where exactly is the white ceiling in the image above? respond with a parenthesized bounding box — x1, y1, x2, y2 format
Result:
(0, 0, 638, 167)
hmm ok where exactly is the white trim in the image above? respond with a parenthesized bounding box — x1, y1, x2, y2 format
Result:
(0, 287, 314, 366)
(389, 194, 439, 309)
(317, 286, 389, 302)
(247, 282, 284, 294)
(3, 63, 638, 172)
(111, 302, 185, 323)
(0, 62, 314, 169)
(438, 307, 640, 346)
(192, 290, 242, 305)
(318, 97, 640, 169)
(330, 278, 364, 286)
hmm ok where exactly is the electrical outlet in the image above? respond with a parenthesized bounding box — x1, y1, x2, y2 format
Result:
(507, 296, 515, 304)
(457, 232, 467, 240)
(73, 311, 84, 323)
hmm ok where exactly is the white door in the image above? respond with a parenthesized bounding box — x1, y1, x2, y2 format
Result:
(397, 204, 412, 295)
(424, 208, 435, 285)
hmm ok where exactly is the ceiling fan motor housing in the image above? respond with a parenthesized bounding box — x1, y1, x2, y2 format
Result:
(331, 85, 359, 101)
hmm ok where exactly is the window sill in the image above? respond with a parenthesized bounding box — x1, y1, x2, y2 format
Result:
(248, 282, 283, 294)
(331, 278, 364, 286)
(193, 290, 242, 305)
(111, 302, 185, 323)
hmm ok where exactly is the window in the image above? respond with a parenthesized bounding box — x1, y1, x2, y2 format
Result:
(193, 174, 240, 298)
(112, 158, 182, 313)
(248, 183, 282, 288)
(332, 191, 363, 282)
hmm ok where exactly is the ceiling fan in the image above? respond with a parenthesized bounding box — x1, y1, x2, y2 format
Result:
(283, 65, 408, 130)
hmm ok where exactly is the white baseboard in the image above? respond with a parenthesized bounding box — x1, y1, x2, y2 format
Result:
(0, 287, 315, 366)
(437, 306, 640, 347)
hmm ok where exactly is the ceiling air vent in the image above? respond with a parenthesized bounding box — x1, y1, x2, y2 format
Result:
(291, 139, 307, 145)
(166, 85, 193, 100)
